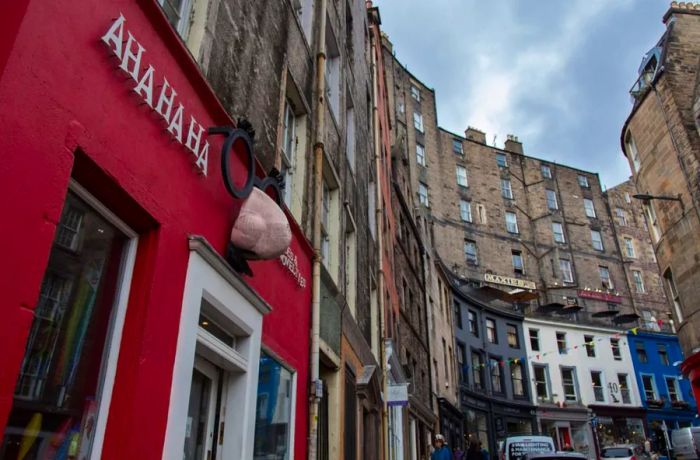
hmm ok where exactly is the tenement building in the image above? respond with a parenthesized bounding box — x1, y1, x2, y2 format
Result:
(621, 1, 700, 407)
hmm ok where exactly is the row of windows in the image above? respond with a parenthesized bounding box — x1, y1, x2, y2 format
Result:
(640, 373, 684, 403)
(458, 309, 522, 348)
(532, 365, 633, 404)
(457, 344, 528, 398)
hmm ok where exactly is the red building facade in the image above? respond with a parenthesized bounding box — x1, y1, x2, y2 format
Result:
(0, 1, 311, 459)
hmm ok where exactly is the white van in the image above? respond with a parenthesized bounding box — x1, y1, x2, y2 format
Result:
(671, 427, 700, 460)
(501, 436, 556, 460)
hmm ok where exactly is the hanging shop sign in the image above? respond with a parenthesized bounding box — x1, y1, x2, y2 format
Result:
(386, 383, 409, 407)
(577, 290, 623, 304)
(101, 15, 292, 273)
(484, 273, 536, 290)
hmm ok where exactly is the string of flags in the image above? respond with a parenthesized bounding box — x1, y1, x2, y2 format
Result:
(462, 322, 663, 371)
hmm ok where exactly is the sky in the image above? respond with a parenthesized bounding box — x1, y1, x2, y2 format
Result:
(375, 0, 670, 189)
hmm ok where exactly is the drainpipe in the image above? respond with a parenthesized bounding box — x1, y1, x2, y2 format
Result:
(308, 1, 328, 458)
(369, 20, 391, 460)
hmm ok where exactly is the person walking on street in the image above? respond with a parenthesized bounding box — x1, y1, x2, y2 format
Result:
(453, 445, 465, 460)
(432, 434, 452, 460)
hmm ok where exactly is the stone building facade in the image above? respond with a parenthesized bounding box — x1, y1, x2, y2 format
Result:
(605, 179, 674, 333)
(173, 0, 386, 457)
(621, 1, 700, 408)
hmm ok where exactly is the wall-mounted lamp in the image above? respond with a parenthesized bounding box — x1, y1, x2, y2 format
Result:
(633, 193, 684, 211)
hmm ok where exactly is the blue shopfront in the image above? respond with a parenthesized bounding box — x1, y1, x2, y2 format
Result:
(628, 331, 699, 455)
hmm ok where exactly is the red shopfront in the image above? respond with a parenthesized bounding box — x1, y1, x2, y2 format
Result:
(0, 1, 311, 459)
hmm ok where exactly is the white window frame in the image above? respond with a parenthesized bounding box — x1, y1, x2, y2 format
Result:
(281, 98, 297, 208)
(616, 208, 627, 226)
(464, 240, 478, 265)
(611, 338, 622, 360)
(496, 153, 508, 168)
(512, 250, 524, 274)
(416, 143, 426, 166)
(345, 104, 355, 173)
(459, 200, 472, 223)
(545, 189, 558, 210)
(624, 238, 635, 258)
(533, 364, 549, 400)
(599, 266, 613, 289)
(584, 198, 596, 218)
(665, 376, 682, 402)
(164, 237, 268, 459)
(577, 175, 590, 188)
(418, 182, 429, 207)
(505, 211, 518, 234)
(158, 0, 194, 39)
(456, 165, 468, 187)
(644, 202, 661, 242)
(664, 269, 684, 323)
(410, 84, 421, 101)
(413, 112, 424, 133)
(541, 164, 552, 179)
(501, 179, 513, 199)
(591, 230, 604, 251)
(641, 374, 658, 400)
(65, 180, 138, 460)
(552, 222, 565, 243)
(453, 139, 463, 155)
(560, 259, 574, 283)
(626, 132, 641, 173)
(560, 367, 578, 402)
(632, 270, 645, 293)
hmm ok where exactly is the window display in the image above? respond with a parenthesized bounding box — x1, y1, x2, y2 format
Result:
(1, 191, 128, 459)
(253, 353, 293, 460)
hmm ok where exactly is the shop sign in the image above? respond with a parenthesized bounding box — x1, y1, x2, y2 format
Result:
(386, 383, 409, 407)
(279, 247, 307, 288)
(577, 290, 622, 304)
(484, 273, 536, 290)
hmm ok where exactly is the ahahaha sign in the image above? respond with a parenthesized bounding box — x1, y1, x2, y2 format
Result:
(386, 383, 409, 407)
(102, 14, 210, 175)
(484, 273, 536, 290)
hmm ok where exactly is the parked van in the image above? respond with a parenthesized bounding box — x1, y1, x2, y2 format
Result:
(671, 427, 700, 460)
(501, 436, 556, 460)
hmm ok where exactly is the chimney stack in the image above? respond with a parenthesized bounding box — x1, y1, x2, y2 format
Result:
(465, 127, 486, 144)
(505, 134, 523, 155)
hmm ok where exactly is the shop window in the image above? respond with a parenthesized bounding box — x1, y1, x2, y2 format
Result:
(471, 351, 484, 390)
(577, 175, 590, 188)
(460, 200, 472, 223)
(511, 362, 525, 397)
(253, 354, 294, 458)
(546, 189, 558, 210)
(501, 179, 514, 200)
(552, 222, 565, 243)
(636, 342, 648, 363)
(556, 332, 567, 354)
(490, 357, 503, 394)
(584, 335, 595, 357)
(456, 165, 468, 187)
(496, 152, 508, 168)
(559, 259, 574, 283)
(416, 143, 426, 166)
(529, 329, 540, 351)
(467, 309, 478, 336)
(599, 266, 613, 289)
(533, 365, 549, 401)
(610, 338, 622, 360)
(465, 409, 488, 450)
(464, 240, 478, 265)
(641, 374, 657, 400)
(658, 344, 669, 366)
(665, 376, 681, 402)
(591, 230, 604, 251)
(541, 164, 552, 179)
(486, 319, 497, 344)
(511, 250, 525, 275)
(560, 367, 578, 402)
(591, 371, 604, 402)
(505, 211, 518, 234)
(507, 324, 519, 348)
(1, 187, 137, 459)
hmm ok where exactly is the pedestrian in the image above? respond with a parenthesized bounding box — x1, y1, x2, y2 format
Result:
(453, 445, 465, 460)
(480, 441, 490, 460)
(432, 434, 452, 460)
(644, 438, 651, 454)
(466, 441, 481, 460)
